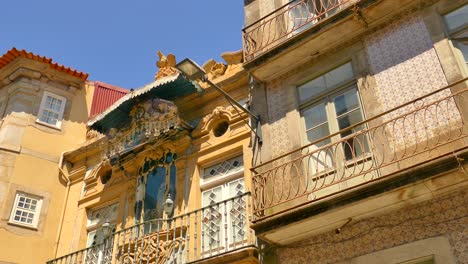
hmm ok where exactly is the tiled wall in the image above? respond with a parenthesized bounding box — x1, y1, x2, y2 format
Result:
(277, 188, 468, 263)
(365, 15, 460, 152)
(266, 79, 293, 157)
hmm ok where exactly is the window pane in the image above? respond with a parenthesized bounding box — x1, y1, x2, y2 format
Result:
(337, 109, 364, 131)
(228, 178, 245, 198)
(454, 41, 468, 63)
(444, 5, 468, 32)
(306, 123, 331, 146)
(334, 88, 360, 116)
(298, 76, 327, 102)
(202, 186, 223, 206)
(303, 102, 327, 129)
(203, 156, 244, 180)
(339, 125, 368, 160)
(39, 110, 58, 125)
(324, 62, 354, 90)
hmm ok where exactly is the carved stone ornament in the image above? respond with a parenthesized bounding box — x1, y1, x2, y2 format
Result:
(104, 98, 179, 159)
(193, 105, 240, 137)
(154, 51, 178, 80)
(210, 62, 227, 78)
(201, 59, 227, 79)
(86, 129, 100, 140)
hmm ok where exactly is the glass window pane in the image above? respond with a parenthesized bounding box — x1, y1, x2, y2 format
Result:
(454, 41, 468, 63)
(303, 102, 327, 129)
(342, 132, 369, 160)
(298, 63, 354, 103)
(337, 109, 364, 131)
(444, 5, 468, 32)
(228, 178, 245, 198)
(202, 186, 223, 206)
(298, 76, 327, 102)
(306, 123, 331, 146)
(324, 62, 354, 90)
(334, 88, 360, 116)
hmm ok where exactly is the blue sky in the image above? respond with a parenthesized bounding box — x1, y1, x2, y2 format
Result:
(0, 1, 245, 88)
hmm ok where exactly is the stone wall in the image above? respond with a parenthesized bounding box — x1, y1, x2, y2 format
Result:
(276, 188, 468, 263)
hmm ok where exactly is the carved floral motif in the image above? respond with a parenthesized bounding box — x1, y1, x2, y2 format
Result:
(104, 99, 179, 159)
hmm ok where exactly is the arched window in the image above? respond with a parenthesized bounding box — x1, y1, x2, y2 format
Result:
(134, 152, 177, 226)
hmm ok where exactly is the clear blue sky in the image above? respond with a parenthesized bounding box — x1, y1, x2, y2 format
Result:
(0, 1, 245, 88)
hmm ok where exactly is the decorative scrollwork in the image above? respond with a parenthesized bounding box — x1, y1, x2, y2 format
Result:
(104, 99, 179, 159)
(117, 235, 185, 264)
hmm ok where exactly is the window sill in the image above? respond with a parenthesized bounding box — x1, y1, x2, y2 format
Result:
(7, 220, 38, 231)
(35, 120, 62, 131)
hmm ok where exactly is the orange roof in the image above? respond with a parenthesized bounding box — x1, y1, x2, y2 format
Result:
(0, 47, 89, 80)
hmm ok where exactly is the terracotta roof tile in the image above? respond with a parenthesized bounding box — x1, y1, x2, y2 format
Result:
(0, 47, 89, 80)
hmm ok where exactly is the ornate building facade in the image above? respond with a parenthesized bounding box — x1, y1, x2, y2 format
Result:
(243, 0, 468, 263)
(50, 51, 259, 264)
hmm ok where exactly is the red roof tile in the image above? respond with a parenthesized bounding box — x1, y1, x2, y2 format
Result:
(0, 47, 89, 80)
(90, 81, 129, 118)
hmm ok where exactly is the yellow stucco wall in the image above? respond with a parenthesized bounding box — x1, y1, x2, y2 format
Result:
(0, 57, 93, 263)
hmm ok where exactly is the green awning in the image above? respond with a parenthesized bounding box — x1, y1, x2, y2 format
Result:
(88, 73, 202, 133)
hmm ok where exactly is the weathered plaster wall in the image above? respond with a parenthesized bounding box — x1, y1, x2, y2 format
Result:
(277, 187, 468, 264)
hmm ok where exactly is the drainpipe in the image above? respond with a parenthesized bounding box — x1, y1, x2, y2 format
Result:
(53, 151, 71, 259)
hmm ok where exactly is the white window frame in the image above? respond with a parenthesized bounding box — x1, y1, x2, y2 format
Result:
(200, 155, 244, 191)
(200, 155, 247, 254)
(298, 62, 368, 159)
(9, 192, 43, 228)
(36, 91, 67, 129)
(443, 4, 468, 72)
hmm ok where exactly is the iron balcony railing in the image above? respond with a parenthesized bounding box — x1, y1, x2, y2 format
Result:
(242, 0, 355, 62)
(251, 79, 468, 221)
(48, 192, 256, 264)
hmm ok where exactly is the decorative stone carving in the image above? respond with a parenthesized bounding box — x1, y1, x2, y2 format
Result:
(221, 50, 243, 65)
(104, 98, 179, 159)
(210, 62, 227, 78)
(193, 106, 244, 138)
(202, 59, 227, 79)
(202, 59, 216, 74)
(86, 129, 100, 140)
(155, 51, 178, 80)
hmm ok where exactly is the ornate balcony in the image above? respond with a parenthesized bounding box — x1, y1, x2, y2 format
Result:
(251, 80, 468, 222)
(48, 193, 257, 264)
(242, 0, 357, 62)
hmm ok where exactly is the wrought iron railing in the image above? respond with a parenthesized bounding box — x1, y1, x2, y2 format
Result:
(251, 80, 468, 221)
(242, 0, 355, 62)
(48, 192, 256, 264)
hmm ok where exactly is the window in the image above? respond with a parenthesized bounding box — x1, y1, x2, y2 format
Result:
(86, 203, 118, 246)
(200, 155, 247, 253)
(9, 192, 42, 228)
(37, 91, 66, 128)
(298, 63, 368, 172)
(85, 203, 118, 263)
(444, 5, 468, 67)
(290, 0, 343, 34)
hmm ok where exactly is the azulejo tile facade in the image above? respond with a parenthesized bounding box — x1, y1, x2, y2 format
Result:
(277, 188, 468, 264)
